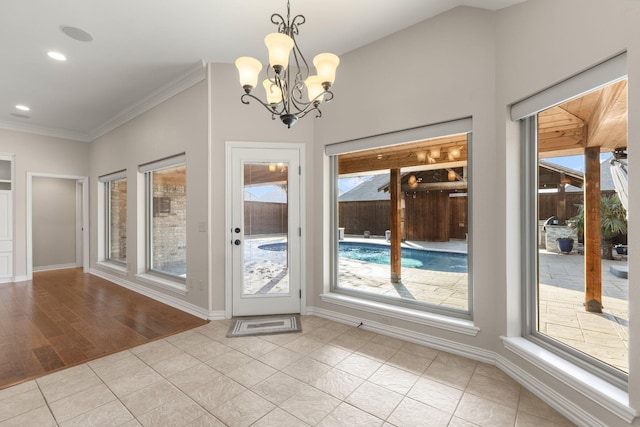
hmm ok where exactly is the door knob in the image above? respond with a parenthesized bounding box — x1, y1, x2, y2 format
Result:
(234, 239, 241, 246)
(234, 227, 241, 233)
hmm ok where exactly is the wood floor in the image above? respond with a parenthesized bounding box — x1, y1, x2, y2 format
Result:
(0, 268, 208, 390)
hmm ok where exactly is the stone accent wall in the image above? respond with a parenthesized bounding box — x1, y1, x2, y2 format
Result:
(152, 181, 186, 274)
(109, 179, 127, 262)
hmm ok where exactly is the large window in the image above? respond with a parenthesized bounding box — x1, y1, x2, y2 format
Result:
(329, 123, 472, 318)
(141, 155, 187, 280)
(518, 56, 628, 384)
(101, 171, 127, 265)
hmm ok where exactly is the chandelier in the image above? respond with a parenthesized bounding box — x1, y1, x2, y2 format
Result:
(234, 1, 339, 128)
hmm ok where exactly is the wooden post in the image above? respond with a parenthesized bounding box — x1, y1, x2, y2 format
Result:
(390, 169, 402, 283)
(557, 174, 566, 223)
(584, 147, 602, 312)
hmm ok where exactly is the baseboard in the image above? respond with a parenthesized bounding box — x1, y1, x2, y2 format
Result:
(90, 268, 220, 320)
(307, 306, 493, 364)
(496, 353, 607, 427)
(33, 263, 79, 272)
(307, 305, 613, 426)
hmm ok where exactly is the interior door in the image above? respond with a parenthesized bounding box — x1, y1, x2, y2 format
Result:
(230, 146, 301, 316)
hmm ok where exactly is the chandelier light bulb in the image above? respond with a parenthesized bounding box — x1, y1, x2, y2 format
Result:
(235, 57, 263, 93)
(264, 33, 294, 72)
(429, 147, 441, 159)
(448, 170, 457, 181)
(416, 151, 427, 163)
(449, 147, 461, 159)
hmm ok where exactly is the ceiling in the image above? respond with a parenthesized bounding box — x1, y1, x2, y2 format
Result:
(0, 0, 525, 142)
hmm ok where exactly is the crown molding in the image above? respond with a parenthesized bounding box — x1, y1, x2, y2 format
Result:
(0, 120, 91, 142)
(87, 60, 207, 142)
(0, 61, 207, 143)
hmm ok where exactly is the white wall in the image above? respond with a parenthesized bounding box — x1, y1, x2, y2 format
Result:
(32, 177, 77, 269)
(309, 2, 639, 425)
(314, 5, 500, 350)
(90, 80, 209, 313)
(0, 129, 90, 279)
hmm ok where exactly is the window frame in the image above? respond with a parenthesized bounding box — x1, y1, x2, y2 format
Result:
(141, 154, 187, 283)
(327, 120, 474, 320)
(520, 114, 628, 389)
(100, 170, 127, 266)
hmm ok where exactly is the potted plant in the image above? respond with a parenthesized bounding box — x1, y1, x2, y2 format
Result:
(556, 237, 574, 253)
(569, 194, 627, 260)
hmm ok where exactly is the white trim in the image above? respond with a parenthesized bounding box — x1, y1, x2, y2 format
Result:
(90, 268, 213, 319)
(308, 305, 488, 360)
(325, 117, 472, 156)
(0, 62, 207, 143)
(497, 354, 608, 427)
(26, 173, 90, 280)
(502, 337, 636, 423)
(134, 273, 188, 296)
(225, 141, 307, 319)
(319, 293, 479, 336)
(0, 120, 90, 142)
(510, 52, 627, 120)
(98, 170, 127, 182)
(88, 61, 207, 142)
(33, 263, 78, 272)
(96, 261, 128, 276)
(139, 153, 186, 173)
(0, 275, 27, 284)
(309, 305, 634, 425)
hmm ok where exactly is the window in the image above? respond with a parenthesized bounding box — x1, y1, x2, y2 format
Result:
(141, 155, 187, 280)
(100, 171, 127, 265)
(517, 54, 628, 384)
(327, 120, 473, 318)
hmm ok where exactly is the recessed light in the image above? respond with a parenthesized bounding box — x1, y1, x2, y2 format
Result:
(15, 105, 30, 111)
(47, 51, 67, 61)
(60, 25, 93, 42)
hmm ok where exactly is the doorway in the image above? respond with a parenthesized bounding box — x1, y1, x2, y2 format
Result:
(26, 173, 89, 279)
(226, 143, 305, 317)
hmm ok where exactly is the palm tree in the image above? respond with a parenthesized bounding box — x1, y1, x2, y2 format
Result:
(569, 194, 628, 260)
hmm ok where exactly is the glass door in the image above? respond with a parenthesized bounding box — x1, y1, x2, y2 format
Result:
(230, 146, 301, 316)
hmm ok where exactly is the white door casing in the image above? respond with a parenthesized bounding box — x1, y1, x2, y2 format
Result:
(226, 142, 305, 317)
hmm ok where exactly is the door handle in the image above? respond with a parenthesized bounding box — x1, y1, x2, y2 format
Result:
(234, 227, 241, 233)
(234, 239, 241, 246)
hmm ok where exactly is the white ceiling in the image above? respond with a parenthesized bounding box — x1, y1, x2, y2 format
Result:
(0, 0, 524, 142)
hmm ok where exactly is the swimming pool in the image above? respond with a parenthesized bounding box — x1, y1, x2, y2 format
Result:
(258, 241, 467, 273)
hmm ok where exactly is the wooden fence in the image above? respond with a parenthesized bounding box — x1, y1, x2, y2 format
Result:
(339, 194, 468, 241)
(244, 202, 287, 236)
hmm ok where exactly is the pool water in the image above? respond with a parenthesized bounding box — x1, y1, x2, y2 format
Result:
(259, 241, 467, 273)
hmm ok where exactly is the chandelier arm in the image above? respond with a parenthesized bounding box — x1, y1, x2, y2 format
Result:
(240, 93, 286, 116)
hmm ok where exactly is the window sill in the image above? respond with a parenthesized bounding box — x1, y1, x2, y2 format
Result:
(135, 273, 187, 296)
(320, 293, 479, 336)
(502, 336, 635, 423)
(96, 261, 127, 276)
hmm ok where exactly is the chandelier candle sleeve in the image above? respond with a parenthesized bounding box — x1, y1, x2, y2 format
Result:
(264, 33, 295, 72)
(234, 0, 339, 128)
(235, 57, 263, 93)
(313, 53, 340, 87)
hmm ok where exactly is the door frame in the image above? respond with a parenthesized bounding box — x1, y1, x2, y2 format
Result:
(26, 172, 89, 279)
(224, 141, 306, 319)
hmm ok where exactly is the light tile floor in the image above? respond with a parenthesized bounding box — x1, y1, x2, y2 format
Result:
(0, 316, 574, 427)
